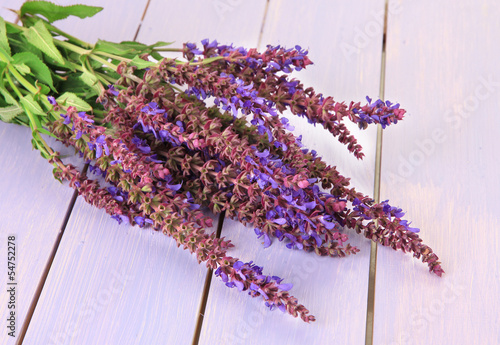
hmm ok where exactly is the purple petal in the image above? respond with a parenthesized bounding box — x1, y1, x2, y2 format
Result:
(233, 261, 244, 271)
(233, 280, 244, 291)
(255, 149, 270, 158)
(166, 183, 182, 191)
(263, 233, 271, 248)
(278, 283, 293, 291)
(310, 231, 322, 246)
(274, 218, 287, 225)
(95, 145, 102, 158)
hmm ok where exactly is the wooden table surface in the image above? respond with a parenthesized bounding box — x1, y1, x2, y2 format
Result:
(1, 1, 498, 344)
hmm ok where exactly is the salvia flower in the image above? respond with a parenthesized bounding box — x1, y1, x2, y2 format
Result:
(6, 17, 444, 323)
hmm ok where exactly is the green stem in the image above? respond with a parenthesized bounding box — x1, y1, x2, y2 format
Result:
(54, 39, 121, 82)
(54, 39, 90, 55)
(8, 65, 52, 109)
(123, 73, 143, 84)
(14, 15, 93, 50)
(6, 21, 27, 32)
(0, 49, 11, 63)
(90, 54, 119, 71)
(93, 50, 131, 63)
(8, 66, 65, 165)
(83, 58, 105, 91)
(96, 71, 118, 84)
(51, 35, 120, 72)
(33, 127, 65, 170)
(7, 65, 38, 94)
(65, 60, 86, 72)
(191, 56, 224, 65)
(4, 71, 23, 98)
(153, 48, 184, 52)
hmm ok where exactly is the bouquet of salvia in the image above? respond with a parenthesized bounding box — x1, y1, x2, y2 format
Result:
(0, 1, 443, 322)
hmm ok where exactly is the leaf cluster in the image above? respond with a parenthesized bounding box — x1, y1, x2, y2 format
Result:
(0, 1, 172, 158)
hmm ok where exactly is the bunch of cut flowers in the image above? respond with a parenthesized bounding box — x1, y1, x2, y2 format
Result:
(0, 1, 443, 322)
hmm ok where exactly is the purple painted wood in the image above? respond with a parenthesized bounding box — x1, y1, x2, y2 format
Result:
(374, 1, 500, 344)
(8, 1, 163, 344)
(23, 1, 267, 344)
(199, 1, 386, 344)
(0, 2, 75, 344)
(7, 1, 496, 344)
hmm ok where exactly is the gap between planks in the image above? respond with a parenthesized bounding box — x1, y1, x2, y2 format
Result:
(190, 212, 225, 345)
(15, 163, 87, 345)
(365, 0, 389, 344)
(191, 2, 270, 344)
(14, 0, 152, 342)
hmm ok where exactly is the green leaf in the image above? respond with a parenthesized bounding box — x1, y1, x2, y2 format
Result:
(0, 87, 18, 105)
(150, 51, 164, 61)
(13, 62, 31, 75)
(59, 74, 95, 95)
(0, 104, 23, 122)
(7, 34, 43, 60)
(130, 55, 156, 69)
(21, 1, 103, 23)
(0, 46, 12, 62)
(12, 52, 55, 90)
(5, 22, 22, 34)
(12, 113, 29, 126)
(24, 20, 64, 65)
(57, 92, 92, 111)
(94, 40, 173, 58)
(0, 17, 11, 57)
(123, 40, 173, 52)
(80, 70, 102, 95)
(147, 41, 174, 49)
(0, 60, 7, 78)
(20, 94, 45, 116)
(95, 40, 144, 56)
(34, 81, 51, 95)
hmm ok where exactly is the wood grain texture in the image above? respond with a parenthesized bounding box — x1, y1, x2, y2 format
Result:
(0, 124, 75, 345)
(374, 1, 500, 344)
(22, 1, 268, 344)
(199, 1, 386, 344)
(136, 0, 267, 48)
(0, 2, 75, 344)
(13, 1, 159, 344)
(23, 199, 214, 344)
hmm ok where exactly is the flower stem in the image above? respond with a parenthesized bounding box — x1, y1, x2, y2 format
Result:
(93, 50, 131, 63)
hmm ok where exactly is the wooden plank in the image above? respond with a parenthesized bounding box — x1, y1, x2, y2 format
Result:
(0, 2, 76, 344)
(136, 0, 267, 46)
(199, 1, 387, 344)
(0, 124, 76, 345)
(22, 1, 268, 344)
(23, 199, 214, 344)
(136, 0, 269, 342)
(14, 1, 164, 344)
(374, 1, 500, 344)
